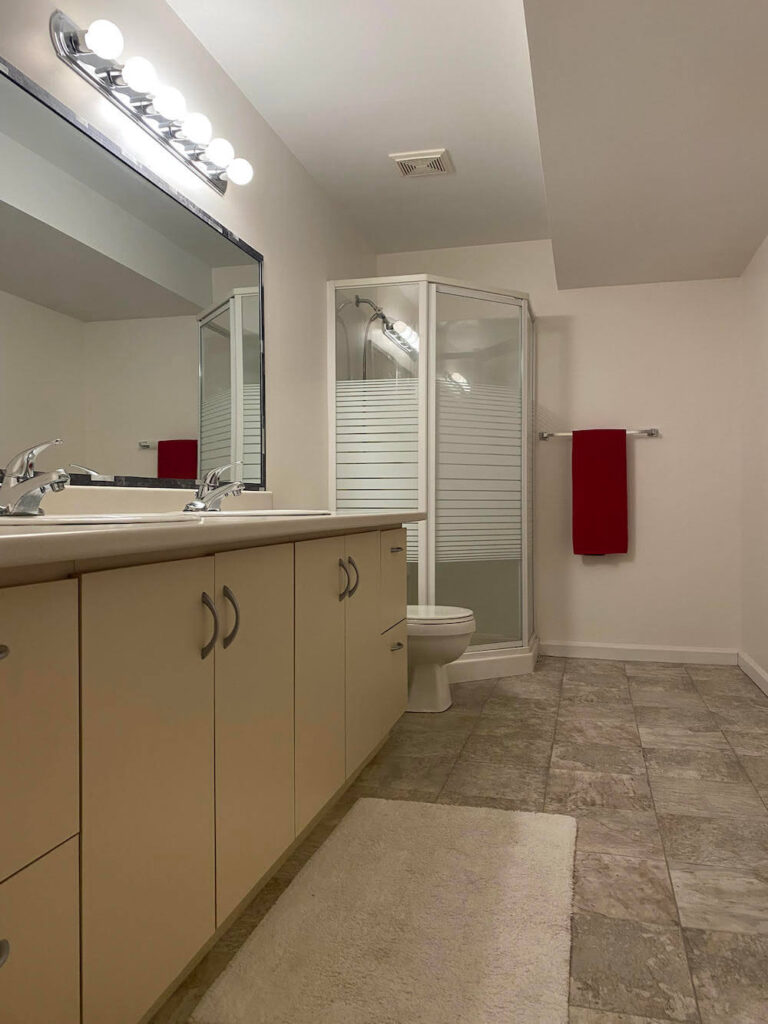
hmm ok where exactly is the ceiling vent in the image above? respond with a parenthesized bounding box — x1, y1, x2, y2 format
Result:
(389, 148, 455, 178)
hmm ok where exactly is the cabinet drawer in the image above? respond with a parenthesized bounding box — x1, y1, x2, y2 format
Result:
(0, 579, 79, 882)
(380, 528, 407, 633)
(0, 837, 80, 1024)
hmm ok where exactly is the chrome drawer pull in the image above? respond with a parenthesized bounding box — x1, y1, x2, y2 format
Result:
(201, 592, 219, 660)
(222, 586, 240, 649)
(347, 556, 360, 598)
(0, 939, 10, 969)
(338, 558, 350, 601)
(390, 546, 404, 553)
(0, 645, 9, 661)
(390, 641, 405, 652)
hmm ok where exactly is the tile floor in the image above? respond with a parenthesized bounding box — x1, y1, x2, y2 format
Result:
(152, 658, 768, 1024)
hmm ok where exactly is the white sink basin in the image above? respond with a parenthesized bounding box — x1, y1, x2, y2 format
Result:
(197, 509, 331, 518)
(0, 512, 198, 526)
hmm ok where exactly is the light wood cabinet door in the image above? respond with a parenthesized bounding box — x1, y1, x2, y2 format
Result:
(214, 545, 295, 925)
(0, 579, 78, 883)
(380, 527, 407, 633)
(81, 558, 216, 1024)
(345, 530, 387, 775)
(294, 536, 347, 833)
(0, 836, 80, 1024)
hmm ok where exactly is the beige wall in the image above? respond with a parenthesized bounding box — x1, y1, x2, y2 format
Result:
(740, 236, 768, 675)
(0, 0, 374, 506)
(378, 241, 743, 654)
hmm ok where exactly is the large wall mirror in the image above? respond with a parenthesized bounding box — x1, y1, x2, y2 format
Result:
(0, 63, 264, 488)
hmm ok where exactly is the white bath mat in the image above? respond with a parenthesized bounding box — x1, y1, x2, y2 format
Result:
(191, 798, 576, 1024)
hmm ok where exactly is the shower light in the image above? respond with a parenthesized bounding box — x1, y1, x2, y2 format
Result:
(154, 85, 187, 121)
(50, 10, 253, 194)
(205, 137, 235, 168)
(226, 157, 254, 186)
(83, 19, 124, 60)
(121, 56, 157, 94)
(181, 112, 213, 146)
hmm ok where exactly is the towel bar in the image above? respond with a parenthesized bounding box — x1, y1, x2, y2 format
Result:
(538, 428, 660, 441)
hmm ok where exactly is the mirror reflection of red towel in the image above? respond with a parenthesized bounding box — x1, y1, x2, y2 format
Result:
(157, 439, 198, 480)
(572, 429, 628, 555)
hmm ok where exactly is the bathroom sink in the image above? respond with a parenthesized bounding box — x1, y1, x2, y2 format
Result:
(0, 512, 198, 526)
(197, 509, 331, 518)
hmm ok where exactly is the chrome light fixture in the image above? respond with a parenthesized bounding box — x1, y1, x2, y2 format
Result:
(50, 10, 253, 195)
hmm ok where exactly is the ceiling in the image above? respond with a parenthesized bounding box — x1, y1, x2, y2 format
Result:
(523, 0, 768, 287)
(167, 0, 550, 253)
(0, 204, 199, 321)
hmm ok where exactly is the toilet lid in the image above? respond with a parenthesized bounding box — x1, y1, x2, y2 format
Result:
(407, 605, 475, 625)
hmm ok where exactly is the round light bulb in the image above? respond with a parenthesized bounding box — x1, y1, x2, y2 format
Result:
(181, 112, 213, 146)
(226, 157, 253, 185)
(121, 56, 157, 94)
(205, 137, 235, 168)
(153, 86, 187, 121)
(84, 19, 124, 60)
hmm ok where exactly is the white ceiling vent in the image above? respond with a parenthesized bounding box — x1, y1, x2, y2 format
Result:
(389, 148, 455, 178)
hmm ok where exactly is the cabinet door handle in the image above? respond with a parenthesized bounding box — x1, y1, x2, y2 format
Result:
(0, 645, 9, 661)
(201, 591, 219, 660)
(390, 546, 404, 553)
(390, 641, 405, 652)
(0, 939, 9, 969)
(347, 556, 360, 598)
(338, 558, 350, 601)
(222, 586, 241, 649)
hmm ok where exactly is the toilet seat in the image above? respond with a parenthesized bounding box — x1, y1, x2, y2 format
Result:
(407, 605, 475, 625)
(406, 605, 476, 639)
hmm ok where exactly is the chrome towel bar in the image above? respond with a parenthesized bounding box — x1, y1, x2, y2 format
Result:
(538, 428, 660, 441)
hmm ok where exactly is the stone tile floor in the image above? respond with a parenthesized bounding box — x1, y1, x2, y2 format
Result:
(153, 658, 768, 1024)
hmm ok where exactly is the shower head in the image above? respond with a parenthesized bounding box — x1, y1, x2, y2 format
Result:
(354, 295, 419, 356)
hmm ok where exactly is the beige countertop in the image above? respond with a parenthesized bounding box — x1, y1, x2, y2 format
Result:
(0, 511, 424, 577)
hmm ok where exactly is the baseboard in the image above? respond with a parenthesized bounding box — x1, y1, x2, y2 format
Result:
(448, 635, 540, 682)
(738, 650, 768, 698)
(538, 640, 739, 666)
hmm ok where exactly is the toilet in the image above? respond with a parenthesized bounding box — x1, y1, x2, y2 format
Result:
(406, 605, 476, 713)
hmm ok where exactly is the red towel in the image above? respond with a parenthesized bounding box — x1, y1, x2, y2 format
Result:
(157, 439, 198, 480)
(572, 429, 628, 555)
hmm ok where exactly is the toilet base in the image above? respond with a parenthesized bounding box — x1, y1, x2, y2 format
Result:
(407, 663, 452, 713)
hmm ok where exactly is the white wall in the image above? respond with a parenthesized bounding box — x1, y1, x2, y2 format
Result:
(0, 0, 375, 506)
(740, 236, 768, 676)
(378, 241, 744, 655)
(0, 287, 199, 477)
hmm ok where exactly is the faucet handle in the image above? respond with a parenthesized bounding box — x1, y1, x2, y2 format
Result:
(199, 461, 242, 494)
(4, 439, 63, 481)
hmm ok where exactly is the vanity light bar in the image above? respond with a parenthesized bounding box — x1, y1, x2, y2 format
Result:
(49, 10, 254, 195)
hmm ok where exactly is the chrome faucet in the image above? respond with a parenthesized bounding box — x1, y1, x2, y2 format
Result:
(0, 440, 70, 516)
(184, 463, 244, 512)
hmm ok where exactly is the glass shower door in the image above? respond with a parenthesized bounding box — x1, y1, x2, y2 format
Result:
(432, 286, 524, 646)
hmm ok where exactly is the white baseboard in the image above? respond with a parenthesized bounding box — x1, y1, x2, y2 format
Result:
(738, 651, 768, 698)
(448, 635, 540, 683)
(539, 640, 739, 666)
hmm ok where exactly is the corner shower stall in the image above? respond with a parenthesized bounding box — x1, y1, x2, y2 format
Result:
(329, 275, 536, 678)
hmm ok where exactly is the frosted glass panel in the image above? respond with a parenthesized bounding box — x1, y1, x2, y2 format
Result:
(241, 292, 263, 485)
(199, 304, 232, 478)
(334, 283, 421, 603)
(434, 289, 523, 646)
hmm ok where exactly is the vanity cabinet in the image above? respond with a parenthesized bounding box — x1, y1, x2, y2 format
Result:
(295, 529, 408, 828)
(380, 527, 408, 633)
(0, 579, 79, 883)
(80, 558, 216, 1024)
(0, 837, 80, 1024)
(213, 545, 295, 925)
(294, 535, 347, 832)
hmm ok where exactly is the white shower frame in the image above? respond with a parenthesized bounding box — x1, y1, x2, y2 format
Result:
(328, 274, 537, 675)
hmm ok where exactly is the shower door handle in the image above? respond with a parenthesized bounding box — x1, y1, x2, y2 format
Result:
(347, 556, 360, 598)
